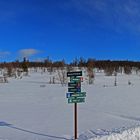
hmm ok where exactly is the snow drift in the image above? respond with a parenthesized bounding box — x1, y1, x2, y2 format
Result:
(79, 126, 140, 140)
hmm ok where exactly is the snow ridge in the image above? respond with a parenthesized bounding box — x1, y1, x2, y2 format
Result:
(78, 126, 140, 140)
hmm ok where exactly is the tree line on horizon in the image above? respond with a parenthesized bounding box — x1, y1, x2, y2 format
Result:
(0, 57, 140, 76)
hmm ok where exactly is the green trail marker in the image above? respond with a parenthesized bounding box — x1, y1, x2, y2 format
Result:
(70, 77, 81, 82)
(68, 98, 85, 104)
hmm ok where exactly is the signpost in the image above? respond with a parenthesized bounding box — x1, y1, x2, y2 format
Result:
(66, 92, 86, 98)
(68, 98, 85, 103)
(67, 71, 82, 77)
(68, 88, 81, 93)
(70, 77, 81, 82)
(68, 82, 81, 87)
(66, 71, 86, 140)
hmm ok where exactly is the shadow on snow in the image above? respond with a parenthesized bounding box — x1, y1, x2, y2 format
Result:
(0, 121, 70, 140)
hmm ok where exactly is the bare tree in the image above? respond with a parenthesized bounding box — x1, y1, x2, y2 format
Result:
(104, 67, 114, 76)
(6, 63, 13, 77)
(114, 71, 117, 86)
(124, 66, 132, 75)
(87, 58, 95, 84)
(57, 68, 67, 86)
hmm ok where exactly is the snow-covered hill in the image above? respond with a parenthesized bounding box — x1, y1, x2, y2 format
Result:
(0, 69, 140, 139)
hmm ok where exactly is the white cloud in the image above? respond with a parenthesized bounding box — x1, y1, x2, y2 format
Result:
(0, 51, 10, 56)
(18, 49, 40, 58)
(70, 0, 140, 34)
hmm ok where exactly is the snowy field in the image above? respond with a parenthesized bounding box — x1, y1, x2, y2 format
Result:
(0, 69, 140, 139)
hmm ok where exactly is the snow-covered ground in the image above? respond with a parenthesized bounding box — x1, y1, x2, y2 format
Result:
(0, 70, 140, 139)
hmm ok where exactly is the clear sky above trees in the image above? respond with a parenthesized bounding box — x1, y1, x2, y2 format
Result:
(0, 0, 140, 62)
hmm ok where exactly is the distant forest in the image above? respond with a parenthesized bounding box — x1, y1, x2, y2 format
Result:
(0, 57, 140, 85)
(0, 57, 140, 76)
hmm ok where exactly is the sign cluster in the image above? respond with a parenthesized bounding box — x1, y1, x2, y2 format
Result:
(66, 71, 86, 103)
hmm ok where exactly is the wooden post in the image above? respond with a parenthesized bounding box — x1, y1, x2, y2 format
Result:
(74, 103, 78, 140)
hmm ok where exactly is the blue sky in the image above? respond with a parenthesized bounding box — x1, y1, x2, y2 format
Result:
(0, 0, 140, 62)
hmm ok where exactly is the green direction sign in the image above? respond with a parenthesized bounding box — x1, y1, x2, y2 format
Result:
(67, 71, 82, 77)
(68, 97, 85, 103)
(68, 82, 78, 87)
(68, 82, 81, 88)
(70, 76, 81, 82)
(66, 92, 86, 98)
(68, 88, 81, 92)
